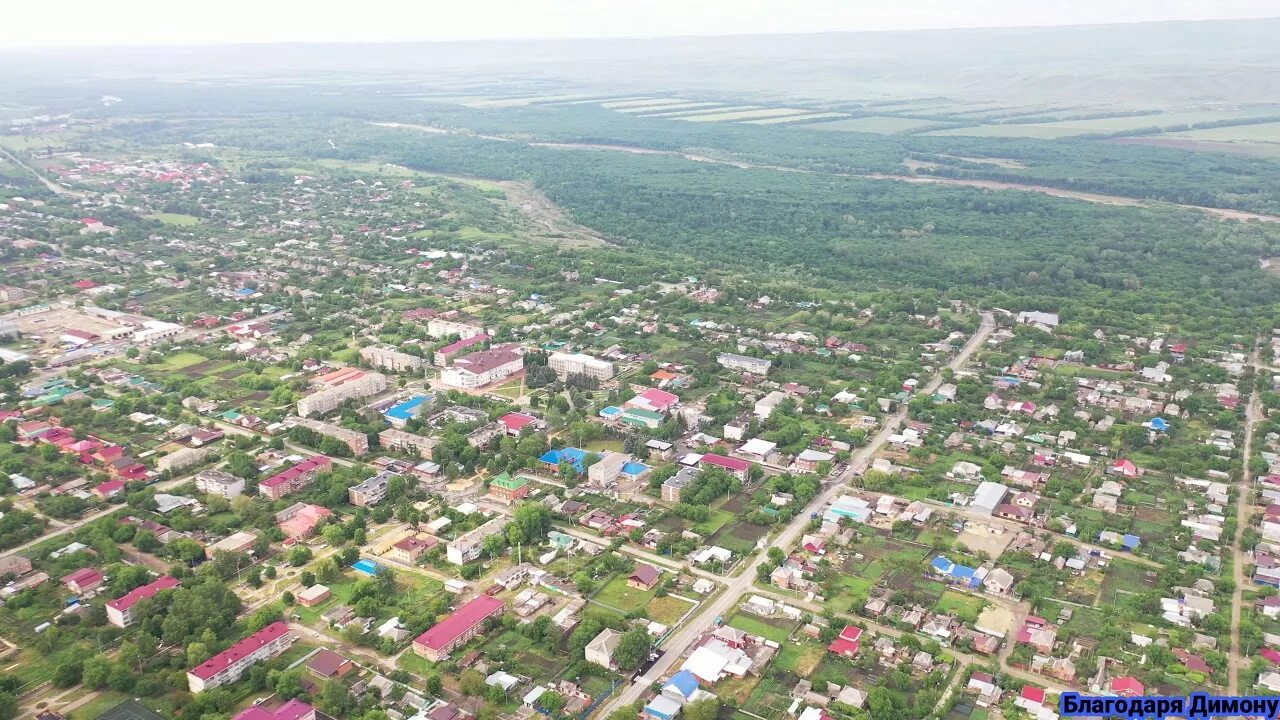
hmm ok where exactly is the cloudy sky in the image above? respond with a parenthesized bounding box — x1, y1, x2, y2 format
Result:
(2, 0, 1277, 48)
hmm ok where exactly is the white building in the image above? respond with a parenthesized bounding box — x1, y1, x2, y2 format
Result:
(441, 345, 524, 389)
(360, 345, 428, 373)
(717, 352, 771, 376)
(427, 319, 487, 340)
(446, 518, 508, 565)
(549, 352, 615, 381)
(297, 372, 387, 417)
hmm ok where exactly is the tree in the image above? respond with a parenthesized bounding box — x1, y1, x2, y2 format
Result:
(289, 545, 313, 567)
(540, 691, 566, 715)
(613, 629, 651, 671)
(683, 698, 720, 720)
(283, 591, 296, 605)
(52, 660, 83, 687)
(82, 655, 113, 688)
(459, 669, 487, 697)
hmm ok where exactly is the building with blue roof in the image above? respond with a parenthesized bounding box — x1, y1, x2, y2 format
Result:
(1146, 417, 1170, 432)
(931, 556, 982, 589)
(662, 671, 700, 702)
(384, 395, 432, 428)
(1122, 534, 1141, 550)
(539, 447, 588, 474)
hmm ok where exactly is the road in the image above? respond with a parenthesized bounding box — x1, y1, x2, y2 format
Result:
(0, 472, 198, 560)
(1228, 338, 1264, 694)
(598, 312, 996, 716)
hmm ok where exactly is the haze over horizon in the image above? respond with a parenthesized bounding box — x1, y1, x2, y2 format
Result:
(3, 0, 1279, 49)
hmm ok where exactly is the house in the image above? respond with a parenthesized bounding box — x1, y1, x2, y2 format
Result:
(498, 412, 539, 436)
(233, 699, 316, 720)
(62, 567, 105, 594)
(188, 622, 294, 692)
(412, 595, 506, 661)
(586, 628, 623, 668)
(306, 649, 354, 679)
(0, 555, 32, 578)
(700, 453, 751, 480)
(1110, 458, 1139, 478)
(662, 468, 696, 502)
(103, 574, 179, 627)
(1110, 676, 1144, 697)
(794, 449, 834, 473)
(387, 536, 433, 565)
(827, 625, 863, 658)
(983, 568, 1016, 596)
(93, 479, 126, 500)
(629, 564, 661, 591)
(627, 388, 681, 414)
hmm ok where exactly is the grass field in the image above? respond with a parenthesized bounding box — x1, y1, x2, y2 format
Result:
(146, 212, 202, 226)
(776, 640, 825, 675)
(621, 102, 722, 115)
(935, 590, 985, 622)
(1172, 121, 1280, 142)
(726, 612, 795, 643)
(806, 115, 947, 134)
(647, 595, 696, 626)
(157, 350, 210, 370)
(592, 575, 656, 614)
(679, 108, 812, 123)
(742, 112, 849, 125)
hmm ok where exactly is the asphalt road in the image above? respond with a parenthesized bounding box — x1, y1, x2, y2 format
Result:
(598, 312, 995, 716)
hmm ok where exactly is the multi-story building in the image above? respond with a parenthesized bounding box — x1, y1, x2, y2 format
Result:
(717, 352, 771, 376)
(661, 469, 696, 502)
(412, 595, 505, 661)
(258, 456, 332, 500)
(348, 469, 397, 507)
(441, 345, 524, 389)
(360, 345, 428, 374)
(446, 518, 507, 565)
(549, 352, 615, 381)
(434, 333, 489, 366)
(106, 576, 180, 628)
(195, 469, 246, 499)
(488, 473, 530, 504)
(296, 371, 387, 417)
(587, 452, 630, 485)
(283, 416, 369, 455)
(387, 536, 433, 565)
(187, 621, 295, 693)
(378, 428, 438, 458)
(427, 319, 487, 341)
(275, 503, 333, 540)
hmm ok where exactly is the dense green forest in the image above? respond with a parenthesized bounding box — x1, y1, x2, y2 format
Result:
(24, 78, 1280, 214)
(97, 112, 1280, 332)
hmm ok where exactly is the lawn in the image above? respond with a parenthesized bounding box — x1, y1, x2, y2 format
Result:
(776, 641, 825, 676)
(146, 212, 203, 226)
(584, 439, 625, 453)
(591, 575, 656, 614)
(157, 351, 210, 370)
(692, 509, 734, 537)
(647, 595, 696, 626)
(935, 590, 985, 623)
(726, 612, 796, 643)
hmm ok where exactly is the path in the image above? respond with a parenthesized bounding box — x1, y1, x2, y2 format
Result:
(376, 123, 1280, 224)
(0, 146, 83, 197)
(1228, 337, 1264, 694)
(597, 313, 995, 716)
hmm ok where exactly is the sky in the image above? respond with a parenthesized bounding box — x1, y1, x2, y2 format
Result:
(2, 0, 1278, 48)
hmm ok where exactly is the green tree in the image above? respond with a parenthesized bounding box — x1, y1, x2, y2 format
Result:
(613, 629, 651, 671)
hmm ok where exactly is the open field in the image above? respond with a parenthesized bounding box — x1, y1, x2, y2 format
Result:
(1171, 121, 1280, 142)
(806, 115, 947, 134)
(620, 101, 722, 114)
(678, 108, 813, 122)
(145, 212, 202, 225)
(591, 575, 657, 614)
(742, 112, 850, 125)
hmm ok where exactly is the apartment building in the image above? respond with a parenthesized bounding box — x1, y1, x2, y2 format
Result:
(360, 345, 428, 373)
(195, 469, 246, 499)
(378, 428, 438, 458)
(106, 575, 180, 628)
(413, 595, 505, 661)
(283, 416, 369, 456)
(187, 621, 295, 693)
(549, 351, 615, 381)
(427, 319, 487, 341)
(348, 469, 397, 507)
(446, 518, 507, 565)
(258, 456, 332, 500)
(717, 352, 771, 376)
(296, 371, 387, 417)
(434, 333, 489, 366)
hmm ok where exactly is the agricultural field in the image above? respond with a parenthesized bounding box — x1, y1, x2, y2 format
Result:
(806, 115, 951, 134)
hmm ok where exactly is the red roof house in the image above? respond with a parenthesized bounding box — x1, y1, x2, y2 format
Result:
(106, 576, 180, 627)
(62, 567, 105, 594)
(93, 479, 126, 500)
(498, 412, 537, 435)
(1110, 676, 1144, 696)
(827, 625, 863, 657)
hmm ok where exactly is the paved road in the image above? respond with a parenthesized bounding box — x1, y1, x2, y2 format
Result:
(598, 313, 995, 716)
(1228, 338, 1264, 694)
